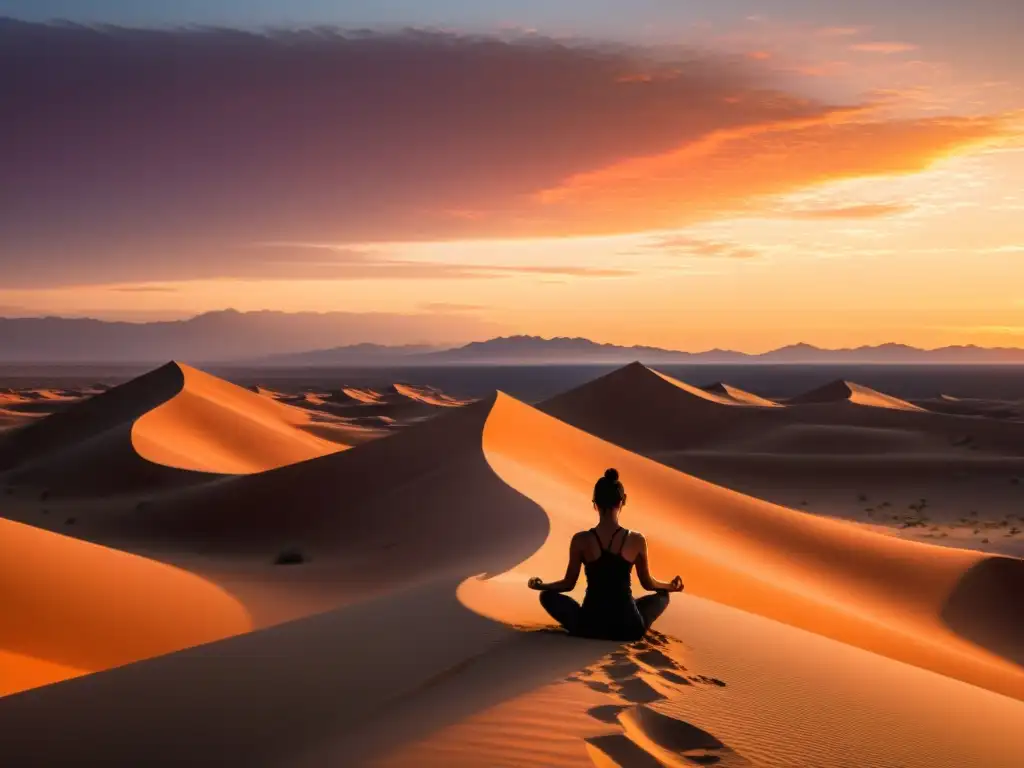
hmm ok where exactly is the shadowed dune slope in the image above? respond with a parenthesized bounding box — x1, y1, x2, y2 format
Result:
(0, 517, 250, 696)
(540, 363, 775, 452)
(918, 395, 1024, 420)
(790, 380, 924, 411)
(476, 393, 1024, 700)
(719, 423, 955, 455)
(542, 364, 1024, 458)
(0, 363, 183, 474)
(96, 396, 548, 567)
(0, 363, 194, 495)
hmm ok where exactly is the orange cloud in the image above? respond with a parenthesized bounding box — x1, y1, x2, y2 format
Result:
(783, 204, 913, 219)
(642, 236, 761, 259)
(530, 113, 1009, 234)
(850, 42, 919, 54)
(254, 246, 635, 281)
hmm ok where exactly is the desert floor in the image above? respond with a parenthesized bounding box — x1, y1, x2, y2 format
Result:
(2, 361, 1023, 767)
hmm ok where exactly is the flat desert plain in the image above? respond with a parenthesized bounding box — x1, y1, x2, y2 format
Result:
(2, 361, 1023, 767)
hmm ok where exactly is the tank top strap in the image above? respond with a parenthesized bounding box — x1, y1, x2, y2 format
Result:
(592, 526, 625, 552)
(612, 528, 629, 555)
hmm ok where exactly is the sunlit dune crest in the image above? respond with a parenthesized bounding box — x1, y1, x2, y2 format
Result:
(647, 367, 744, 406)
(340, 387, 385, 405)
(132, 363, 346, 474)
(702, 381, 782, 407)
(392, 383, 472, 407)
(791, 379, 925, 411)
(248, 385, 286, 400)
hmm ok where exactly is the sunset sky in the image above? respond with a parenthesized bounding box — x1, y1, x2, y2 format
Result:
(2, 2, 1023, 350)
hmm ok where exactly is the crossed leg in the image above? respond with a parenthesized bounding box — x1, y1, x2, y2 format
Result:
(539, 591, 582, 635)
(636, 592, 670, 630)
(540, 591, 670, 637)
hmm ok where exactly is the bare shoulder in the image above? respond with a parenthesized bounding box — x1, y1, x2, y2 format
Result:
(626, 530, 648, 555)
(570, 530, 592, 547)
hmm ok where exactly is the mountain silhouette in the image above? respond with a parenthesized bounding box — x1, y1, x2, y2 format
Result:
(2, 315, 1024, 364)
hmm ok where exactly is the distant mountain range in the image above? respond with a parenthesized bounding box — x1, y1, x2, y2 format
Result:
(3, 313, 1024, 365)
(263, 336, 1024, 366)
(0, 311, 449, 363)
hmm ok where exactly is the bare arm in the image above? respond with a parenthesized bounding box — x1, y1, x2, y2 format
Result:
(528, 535, 584, 592)
(634, 534, 683, 593)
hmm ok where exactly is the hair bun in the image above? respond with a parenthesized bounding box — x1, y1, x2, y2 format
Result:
(603, 468, 619, 482)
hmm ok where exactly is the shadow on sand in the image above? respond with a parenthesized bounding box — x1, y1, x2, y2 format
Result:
(941, 555, 1024, 668)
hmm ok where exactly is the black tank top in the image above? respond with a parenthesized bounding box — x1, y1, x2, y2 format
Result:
(578, 527, 644, 640)
(583, 527, 634, 603)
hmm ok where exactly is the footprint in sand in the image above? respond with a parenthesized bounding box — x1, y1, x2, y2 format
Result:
(571, 630, 725, 704)
(585, 706, 751, 767)
(565, 631, 741, 766)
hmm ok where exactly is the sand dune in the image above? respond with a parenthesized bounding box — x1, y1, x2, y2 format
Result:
(473, 393, 1024, 699)
(2, 390, 1022, 766)
(249, 385, 287, 399)
(541, 363, 777, 452)
(0, 517, 250, 696)
(18, 388, 69, 401)
(791, 379, 924, 411)
(0, 387, 81, 417)
(272, 383, 470, 429)
(132, 363, 345, 474)
(88, 396, 542, 557)
(918, 394, 1024, 420)
(0, 363, 188, 494)
(2, 366, 1024, 766)
(702, 381, 780, 407)
(0, 362, 346, 495)
(720, 422, 957, 455)
(542, 364, 1024, 460)
(0, 409, 35, 430)
(392, 382, 470, 407)
(338, 387, 385, 404)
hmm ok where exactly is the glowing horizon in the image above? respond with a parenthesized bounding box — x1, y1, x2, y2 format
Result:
(2, 7, 1023, 352)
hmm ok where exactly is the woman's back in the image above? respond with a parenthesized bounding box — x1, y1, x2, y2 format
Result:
(583, 527, 633, 600)
(580, 527, 645, 639)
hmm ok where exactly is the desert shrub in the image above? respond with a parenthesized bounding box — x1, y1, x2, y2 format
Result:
(274, 549, 307, 566)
